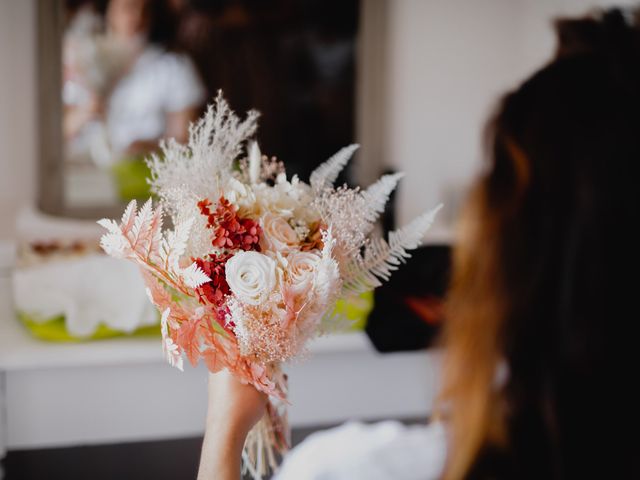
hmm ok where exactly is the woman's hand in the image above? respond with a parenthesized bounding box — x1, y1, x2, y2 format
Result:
(63, 93, 104, 140)
(197, 370, 267, 480)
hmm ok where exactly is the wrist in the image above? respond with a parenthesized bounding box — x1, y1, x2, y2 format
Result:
(206, 402, 259, 440)
(198, 413, 247, 480)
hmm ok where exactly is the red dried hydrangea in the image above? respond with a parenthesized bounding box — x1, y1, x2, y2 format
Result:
(198, 197, 261, 251)
(194, 254, 231, 306)
(193, 254, 235, 332)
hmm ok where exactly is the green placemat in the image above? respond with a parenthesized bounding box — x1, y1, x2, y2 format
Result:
(17, 311, 160, 343)
(17, 291, 373, 342)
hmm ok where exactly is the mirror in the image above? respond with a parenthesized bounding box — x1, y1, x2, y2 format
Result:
(39, 0, 359, 218)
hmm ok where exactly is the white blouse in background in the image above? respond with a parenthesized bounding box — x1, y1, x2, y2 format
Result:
(275, 421, 447, 480)
(107, 46, 205, 154)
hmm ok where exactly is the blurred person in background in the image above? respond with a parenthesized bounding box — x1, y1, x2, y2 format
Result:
(63, 0, 204, 166)
(196, 7, 639, 480)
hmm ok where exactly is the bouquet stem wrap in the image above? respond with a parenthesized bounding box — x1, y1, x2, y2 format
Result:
(242, 366, 289, 479)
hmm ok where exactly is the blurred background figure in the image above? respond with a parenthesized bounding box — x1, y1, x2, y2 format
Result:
(64, 0, 204, 163)
(63, 0, 205, 204)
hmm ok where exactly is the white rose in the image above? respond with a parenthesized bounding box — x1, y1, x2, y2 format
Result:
(226, 251, 277, 305)
(260, 212, 299, 252)
(287, 250, 321, 295)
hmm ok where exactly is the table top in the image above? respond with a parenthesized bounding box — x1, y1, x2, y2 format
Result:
(0, 310, 373, 371)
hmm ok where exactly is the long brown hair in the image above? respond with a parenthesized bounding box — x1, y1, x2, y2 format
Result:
(439, 8, 640, 479)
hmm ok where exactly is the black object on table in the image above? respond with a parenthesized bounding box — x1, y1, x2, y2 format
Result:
(365, 245, 451, 353)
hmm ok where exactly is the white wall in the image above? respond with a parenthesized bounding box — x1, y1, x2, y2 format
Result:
(384, 0, 520, 227)
(518, 0, 639, 72)
(380, 0, 638, 228)
(0, 0, 36, 241)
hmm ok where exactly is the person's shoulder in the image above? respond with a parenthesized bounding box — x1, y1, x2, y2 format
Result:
(275, 421, 447, 480)
(138, 45, 204, 107)
(141, 46, 192, 72)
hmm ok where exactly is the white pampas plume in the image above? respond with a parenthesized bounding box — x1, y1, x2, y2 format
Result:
(146, 92, 259, 225)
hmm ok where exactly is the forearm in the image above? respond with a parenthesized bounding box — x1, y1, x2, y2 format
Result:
(197, 371, 267, 480)
(197, 418, 246, 480)
(63, 107, 94, 140)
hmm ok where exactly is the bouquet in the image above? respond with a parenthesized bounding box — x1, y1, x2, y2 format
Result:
(98, 94, 441, 479)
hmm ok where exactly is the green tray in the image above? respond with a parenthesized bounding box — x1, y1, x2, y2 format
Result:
(17, 312, 160, 342)
(18, 291, 374, 342)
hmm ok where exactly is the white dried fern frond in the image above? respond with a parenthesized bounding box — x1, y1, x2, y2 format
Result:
(130, 198, 154, 251)
(98, 199, 164, 261)
(341, 204, 443, 295)
(148, 204, 164, 257)
(360, 172, 404, 225)
(159, 217, 194, 272)
(97, 218, 120, 234)
(120, 200, 137, 231)
(309, 144, 359, 192)
(98, 199, 202, 294)
(181, 262, 211, 289)
(388, 203, 443, 255)
(98, 225, 130, 259)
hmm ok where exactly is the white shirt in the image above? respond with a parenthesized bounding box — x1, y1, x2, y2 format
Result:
(275, 421, 447, 480)
(106, 46, 205, 153)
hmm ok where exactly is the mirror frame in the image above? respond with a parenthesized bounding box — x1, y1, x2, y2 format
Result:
(37, 0, 123, 219)
(36, 0, 388, 220)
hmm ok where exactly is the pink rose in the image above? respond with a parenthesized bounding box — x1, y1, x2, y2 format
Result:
(286, 250, 321, 295)
(260, 213, 299, 252)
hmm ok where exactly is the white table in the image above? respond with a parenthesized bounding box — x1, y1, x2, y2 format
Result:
(0, 275, 441, 477)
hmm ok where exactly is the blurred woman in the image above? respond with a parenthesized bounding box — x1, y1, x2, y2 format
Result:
(64, 0, 204, 166)
(197, 8, 639, 480)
